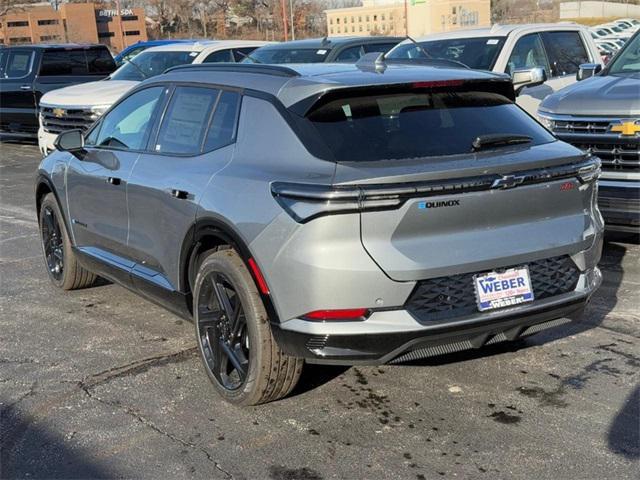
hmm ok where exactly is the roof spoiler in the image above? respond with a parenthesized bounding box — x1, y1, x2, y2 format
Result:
(289, 77, 516, 117)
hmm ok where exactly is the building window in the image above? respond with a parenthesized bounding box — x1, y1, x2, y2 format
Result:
(452, 7, 457, 14)
(367, 24, 370, 30)
(37, 19, 59, 26)
(122, 15, 139, 21)
(337, 27, 341, 33)
(351, 16, 354, 23)
(7, 21, 29, 27)
(359, 25, 362, 31)
(9, 37, 31, 44)
(381, 14, 385, 21)
(124, 30, 141, 36)
(351, 26, 355, 32)
(359, 16, 362, 22)
(373, 15, 377, 21)
(330, 18, 333, 24)
(39, 35, 60, 41)
(366, 15, 369, 21)
(96, 16, 113, 23)
(98, 31, 115, 38)
(381, 24, 385, 31)
(343, 17, 347, 24)
(336, 18, 340, 24)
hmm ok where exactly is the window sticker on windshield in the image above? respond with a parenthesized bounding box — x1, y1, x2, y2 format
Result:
(189, 52, 198, 57)
(317, 49, 328, 55)
(341, 104, 352, 118)
(486, 39, 499, 45)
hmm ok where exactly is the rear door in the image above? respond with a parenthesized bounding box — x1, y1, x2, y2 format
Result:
(126, 85, 241, 292)
(305, 87, 596, 281)
(0, 48, 37, 133)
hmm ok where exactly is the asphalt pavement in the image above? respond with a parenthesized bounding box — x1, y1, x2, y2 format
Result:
(1, 141, 638, 480)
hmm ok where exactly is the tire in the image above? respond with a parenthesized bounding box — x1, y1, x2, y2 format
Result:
(194, 249, 303, 406)
(38, 193, 97, 290)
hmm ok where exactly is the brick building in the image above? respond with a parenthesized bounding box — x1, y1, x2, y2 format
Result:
(0, 3, 147, 52)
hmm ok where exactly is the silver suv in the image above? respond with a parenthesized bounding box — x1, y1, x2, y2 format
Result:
(36, 62, 604, 405)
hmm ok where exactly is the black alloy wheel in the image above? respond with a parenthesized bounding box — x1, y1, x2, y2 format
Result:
(41, 205, 64, 281)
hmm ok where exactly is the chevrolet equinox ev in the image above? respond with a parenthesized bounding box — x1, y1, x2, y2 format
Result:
(36, 62, 604, 405)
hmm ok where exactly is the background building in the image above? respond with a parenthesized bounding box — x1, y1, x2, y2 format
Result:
(559, 1, 640, 20)
(0, 2, 147, 52)
(325, 0, 491, 38)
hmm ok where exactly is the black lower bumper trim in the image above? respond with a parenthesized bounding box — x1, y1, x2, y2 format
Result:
(272, 298, 587, 365)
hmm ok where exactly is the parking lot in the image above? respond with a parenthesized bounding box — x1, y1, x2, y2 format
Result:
(0, 141, 638, 479)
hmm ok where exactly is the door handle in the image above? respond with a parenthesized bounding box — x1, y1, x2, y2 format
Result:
(107, 177, 121, 186)
(170, 189, 189, 200)
(20, 85, 32, 91)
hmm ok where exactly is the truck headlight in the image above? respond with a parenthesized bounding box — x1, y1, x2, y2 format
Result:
(537, 114, 555, 131)
(90, 105, 110, 120)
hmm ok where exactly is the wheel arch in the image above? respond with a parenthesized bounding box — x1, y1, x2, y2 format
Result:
(181, 217, 282, 324)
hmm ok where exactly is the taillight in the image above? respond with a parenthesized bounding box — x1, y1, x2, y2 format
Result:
(247, 258, 270, 295)
(303, 308, 370, 321)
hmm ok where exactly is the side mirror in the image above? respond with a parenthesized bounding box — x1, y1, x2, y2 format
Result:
(54, 129, 84, 152)
(512, 67, 547, 96)
(576, 63, 602, 81)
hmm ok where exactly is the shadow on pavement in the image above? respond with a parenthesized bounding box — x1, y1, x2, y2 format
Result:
(1, 407, 115, 479)
(608, 385, 640, 460)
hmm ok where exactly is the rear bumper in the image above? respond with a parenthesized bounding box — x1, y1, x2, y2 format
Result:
(272, 267, 602, 365)
(598, 179, 640, 233)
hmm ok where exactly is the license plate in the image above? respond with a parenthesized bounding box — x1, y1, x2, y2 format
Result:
(474, 267, 534, 312)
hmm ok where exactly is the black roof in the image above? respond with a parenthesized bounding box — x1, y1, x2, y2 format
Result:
(256, 36, 405, 50)
(2, 43, 109, 50)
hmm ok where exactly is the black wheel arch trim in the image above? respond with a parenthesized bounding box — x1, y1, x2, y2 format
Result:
(181, 216, 283, 324)
(35, 174, 72, 238)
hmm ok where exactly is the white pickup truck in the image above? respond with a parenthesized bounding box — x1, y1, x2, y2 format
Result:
(386, 23, 603, 115)
(37, 40, 269, 155)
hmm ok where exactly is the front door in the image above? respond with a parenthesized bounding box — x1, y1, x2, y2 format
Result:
(127, 86, 241, 293)
(65, 86, 166, 267)
(0, 48, 37, 134)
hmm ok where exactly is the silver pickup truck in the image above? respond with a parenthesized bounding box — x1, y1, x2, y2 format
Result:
(538, 30, 639, 237)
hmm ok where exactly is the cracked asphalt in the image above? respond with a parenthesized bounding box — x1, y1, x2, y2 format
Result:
(1, 141, 639, 480)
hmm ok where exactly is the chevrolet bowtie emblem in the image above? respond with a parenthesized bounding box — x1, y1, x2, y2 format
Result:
(491, 174, 526, 190)
(611, 121, 640, 136)
(52, 108, 65, 118)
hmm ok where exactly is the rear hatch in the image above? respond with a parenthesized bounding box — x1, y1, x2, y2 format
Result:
(305, 84, 599, 281)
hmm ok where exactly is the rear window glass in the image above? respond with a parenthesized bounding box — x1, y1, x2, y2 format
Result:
(246, 47, 331, 64)
(40, 50, 88, 75)
(86, 48, 116, 74)
(388, 37, 505, 71)
(306, 91, 554, 162)
(3, 51, 33, 78)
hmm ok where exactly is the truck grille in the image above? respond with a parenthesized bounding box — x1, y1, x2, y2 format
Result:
(40, 107, 97, 134)
(572, 143, 639, 172)
(551, 116, 640, 173)
(405, 256, 580, 324)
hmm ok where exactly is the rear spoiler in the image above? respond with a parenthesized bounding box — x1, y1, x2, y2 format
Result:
(288, 77, 516, 117)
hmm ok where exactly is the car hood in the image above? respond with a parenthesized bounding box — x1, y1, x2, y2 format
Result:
(40, 80, 139, 108)
(539, 73, 640, 116)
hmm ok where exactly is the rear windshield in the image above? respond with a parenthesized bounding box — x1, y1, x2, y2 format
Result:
(387, 37, 505, 71)
(244, 47, 330, 64)
(306, 91, 554, 162)
(110, 51, 197, 81)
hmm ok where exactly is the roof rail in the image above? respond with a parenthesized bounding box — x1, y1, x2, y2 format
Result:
(163, 63, 300, 78)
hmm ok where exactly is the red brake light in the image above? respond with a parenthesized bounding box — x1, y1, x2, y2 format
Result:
(303, 308, 369, 321)
(248, 258, 270, 295)
(412, 80, 465, 89)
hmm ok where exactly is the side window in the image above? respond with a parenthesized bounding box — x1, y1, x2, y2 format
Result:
(122, 46, 145, 63)
(335, 45, 365, 62)
(94, 87, 164, 150)
(86, 48, 116, 74)
(540, 31, 589, 77)
(232, 47, 257, 62)
(154, 86, 220, 155)
(202, 49, 234, 63)
(506, 33, 549, 76)
(203, 91, 241, 152)
(364, 43, 398, 54)
(40, 50, 88, 76)
(4, 51, 33, 78)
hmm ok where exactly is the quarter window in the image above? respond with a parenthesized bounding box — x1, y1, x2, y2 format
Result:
(540, 31, 589, 77)
(93, 87, 164, 150)
(154, 86, 220, 155)
(203, 91, 241, 152)
(506, 33, 549, 76)
(203, 49, 234, 63)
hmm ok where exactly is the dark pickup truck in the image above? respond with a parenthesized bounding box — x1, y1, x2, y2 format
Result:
(0, 44, 116, 137)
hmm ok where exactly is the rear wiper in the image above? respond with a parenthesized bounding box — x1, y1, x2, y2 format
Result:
(472, 134, 532, 151)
